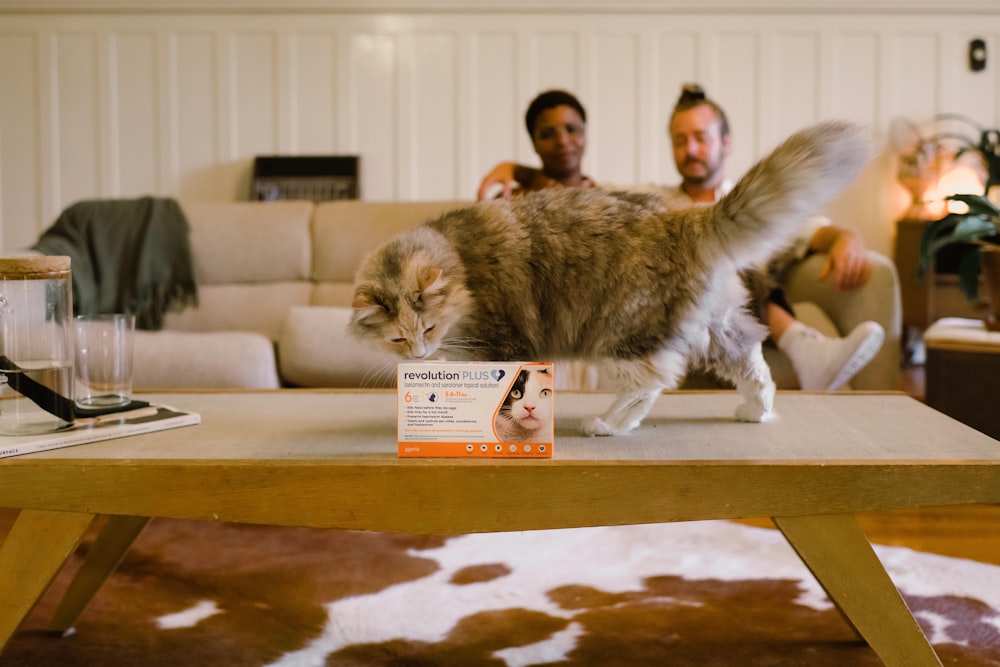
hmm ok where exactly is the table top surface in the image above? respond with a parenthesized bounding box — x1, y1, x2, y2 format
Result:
(4, 389, 998, 465)
(2, 390, 998, 531)
(925, 317, 1000, 353)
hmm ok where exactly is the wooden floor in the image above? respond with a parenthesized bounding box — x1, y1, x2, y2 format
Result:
(742, 361, 1000, 566)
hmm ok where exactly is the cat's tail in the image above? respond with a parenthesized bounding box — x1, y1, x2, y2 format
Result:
(707, 120, 872, 267)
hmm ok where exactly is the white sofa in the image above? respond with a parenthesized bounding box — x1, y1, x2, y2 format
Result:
(132, 199, 902, 392)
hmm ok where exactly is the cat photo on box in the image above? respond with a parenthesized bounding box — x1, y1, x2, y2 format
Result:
(349, 121, 871, 436)
(493, 364, 554, 443)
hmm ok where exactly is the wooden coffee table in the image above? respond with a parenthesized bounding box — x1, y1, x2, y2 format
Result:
(1, 390, 998, 666)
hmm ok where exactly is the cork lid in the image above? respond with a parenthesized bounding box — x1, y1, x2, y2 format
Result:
(0, 255, 71, 278)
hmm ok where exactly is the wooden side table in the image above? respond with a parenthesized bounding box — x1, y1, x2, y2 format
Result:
(895, 219, 986, 362)
(894, 218, 933, 331)
(924, 317, 1000, 440)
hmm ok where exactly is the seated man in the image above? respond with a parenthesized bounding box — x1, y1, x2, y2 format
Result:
(477, 84, 884, 390)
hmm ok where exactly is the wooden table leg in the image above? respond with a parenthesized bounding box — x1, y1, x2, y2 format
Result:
(0, 509, 95, 652)
(773, 513, 942, 667)
(47, 515, 150, 634)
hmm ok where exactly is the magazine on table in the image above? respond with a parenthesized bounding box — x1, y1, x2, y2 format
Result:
(0, 403, 201, 459)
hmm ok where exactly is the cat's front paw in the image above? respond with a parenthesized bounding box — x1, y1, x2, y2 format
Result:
(581, 415, 641, 436)
(734, 402, 775, 423)
(581, 416, 614, 436)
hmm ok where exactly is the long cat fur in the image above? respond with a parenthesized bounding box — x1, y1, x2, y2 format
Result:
(349, 121, 871, 435)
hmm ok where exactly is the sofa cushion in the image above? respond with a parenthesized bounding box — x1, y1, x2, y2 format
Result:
(311, 200, 471, 284)
(310, 282, 355, 308)
(181, 200, 314, 284)
(134, 330, 280, 389)
(163, 282, 313, 341)
(277, 306, 399, 388)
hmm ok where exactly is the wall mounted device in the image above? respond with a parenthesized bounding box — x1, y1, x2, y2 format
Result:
(969, 38, 987, 72)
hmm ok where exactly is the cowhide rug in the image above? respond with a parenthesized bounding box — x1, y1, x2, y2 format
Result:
(3, 516, 1000, 666)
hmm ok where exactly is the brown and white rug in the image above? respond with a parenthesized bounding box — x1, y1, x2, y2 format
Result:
(3, 517, 1000, 666)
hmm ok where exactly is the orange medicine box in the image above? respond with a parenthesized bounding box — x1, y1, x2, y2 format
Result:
(397, 361, 554, 458)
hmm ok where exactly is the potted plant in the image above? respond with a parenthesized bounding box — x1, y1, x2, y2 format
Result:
(919, 192, 1000, 329)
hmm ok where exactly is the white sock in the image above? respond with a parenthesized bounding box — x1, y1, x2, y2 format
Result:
(777, 321, 885, 390)
(776, 321, 810, 351)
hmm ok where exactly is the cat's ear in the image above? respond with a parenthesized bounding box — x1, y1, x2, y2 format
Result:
(417, 267, 447, 295)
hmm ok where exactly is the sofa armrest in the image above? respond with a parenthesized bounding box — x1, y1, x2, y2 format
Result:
(781, 250, 902, 391)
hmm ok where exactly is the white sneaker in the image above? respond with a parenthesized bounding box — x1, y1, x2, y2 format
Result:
(778, 321, 885, 390)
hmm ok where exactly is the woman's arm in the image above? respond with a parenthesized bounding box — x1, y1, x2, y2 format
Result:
(476, 162, 541, 200)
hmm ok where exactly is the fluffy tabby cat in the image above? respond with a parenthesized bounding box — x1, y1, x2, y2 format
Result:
(349, 121, 870, 435)
(494, 367, 554, 442)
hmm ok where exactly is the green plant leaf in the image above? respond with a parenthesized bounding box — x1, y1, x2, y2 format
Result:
(922, 241, 979, 284)
(953, 215, 1000, 238)
(921, 215, 1000, 278)
(918, 213, 963, 276)
(958, 249, 983, 301)
(947, 193, 1000, 218)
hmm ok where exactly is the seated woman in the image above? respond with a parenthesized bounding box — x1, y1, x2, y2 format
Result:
(477, 89, 596, 200)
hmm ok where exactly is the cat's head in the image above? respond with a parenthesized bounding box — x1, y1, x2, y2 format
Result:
(349, 232, 471, 359)
(494, 367, 554, 439)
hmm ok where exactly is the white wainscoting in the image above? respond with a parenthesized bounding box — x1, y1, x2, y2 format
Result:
(1, 9, 999, 256)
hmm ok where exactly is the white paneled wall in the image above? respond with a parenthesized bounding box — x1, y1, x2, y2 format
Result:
(1, 8, 999, 257)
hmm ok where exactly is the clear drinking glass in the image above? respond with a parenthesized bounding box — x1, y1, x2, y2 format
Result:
(74, 313, 136, 408)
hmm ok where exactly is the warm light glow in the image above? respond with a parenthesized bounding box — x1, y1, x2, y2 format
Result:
(909, 163, 986, 219)
(891, 116, 991, 221)
(935, 166, 985, 213)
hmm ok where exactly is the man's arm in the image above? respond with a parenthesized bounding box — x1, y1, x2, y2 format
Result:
(809, 224, 872, 290)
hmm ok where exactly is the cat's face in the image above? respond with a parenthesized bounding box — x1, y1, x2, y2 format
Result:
(495, 367, 554, 439)
(350, 261, 469, 360)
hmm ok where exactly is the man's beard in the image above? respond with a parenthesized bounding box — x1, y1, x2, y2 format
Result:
(682, 159, 720, 185)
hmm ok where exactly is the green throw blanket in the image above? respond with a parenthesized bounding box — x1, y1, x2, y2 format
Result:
(31, 196, 198, 330)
